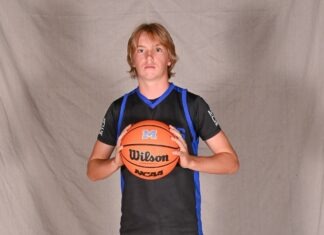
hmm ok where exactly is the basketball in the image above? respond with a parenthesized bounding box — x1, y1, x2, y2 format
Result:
(120, 120, 179, 180)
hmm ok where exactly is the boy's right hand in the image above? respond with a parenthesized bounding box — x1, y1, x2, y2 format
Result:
(113, 124, 132, 167)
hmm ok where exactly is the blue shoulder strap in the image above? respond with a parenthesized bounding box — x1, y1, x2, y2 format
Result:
(116, 89, 136, 191)
(180, 88, 199, 154)
(117, 93, 128, 191)
(116, 88, 137, 136)
(117, 94, 128, 137)
(179, 87, 203, 235)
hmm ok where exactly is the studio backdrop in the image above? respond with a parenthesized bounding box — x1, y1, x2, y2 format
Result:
(0, 1, 323, 235)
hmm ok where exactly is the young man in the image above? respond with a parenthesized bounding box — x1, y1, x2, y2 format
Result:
(87, 23, 239, 235)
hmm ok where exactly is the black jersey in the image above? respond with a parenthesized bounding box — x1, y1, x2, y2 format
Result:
(98, 83, 221, 235)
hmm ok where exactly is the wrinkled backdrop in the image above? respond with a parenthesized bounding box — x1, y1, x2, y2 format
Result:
(1, 1, 323, 235)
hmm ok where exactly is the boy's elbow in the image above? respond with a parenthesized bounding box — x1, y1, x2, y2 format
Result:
(87, 163, 100, 181)
(87, 171, 98, 181)
(228, 157, 240, 174)
(87, 169, 97, 181)
(221, 152, 239, 174)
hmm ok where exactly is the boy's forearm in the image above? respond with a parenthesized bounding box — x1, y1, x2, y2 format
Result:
(87, 158, 120, 181)
(188, 152, 239, 174)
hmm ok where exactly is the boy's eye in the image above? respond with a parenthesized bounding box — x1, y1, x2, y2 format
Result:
(156, 47, 162, 52)
(137, 48, 144, 53)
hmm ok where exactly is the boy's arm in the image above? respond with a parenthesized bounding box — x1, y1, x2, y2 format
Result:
(87, 141, 120, 181)
(87, 125, 131, 181)
(170, 128, 239, 174)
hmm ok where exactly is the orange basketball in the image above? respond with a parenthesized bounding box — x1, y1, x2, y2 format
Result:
(120, 120, 179, 180)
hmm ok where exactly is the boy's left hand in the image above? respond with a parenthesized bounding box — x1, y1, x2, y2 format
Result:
(169, 125, 193, 169)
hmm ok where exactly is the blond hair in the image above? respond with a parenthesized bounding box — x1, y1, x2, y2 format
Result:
(127, 23, 178, 79)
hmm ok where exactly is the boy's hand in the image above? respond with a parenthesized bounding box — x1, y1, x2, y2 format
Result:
(113, 124, 132, 167)
(169, 125, 193, 169)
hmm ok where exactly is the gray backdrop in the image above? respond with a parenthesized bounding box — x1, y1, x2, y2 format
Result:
(1, 0, 323, 235)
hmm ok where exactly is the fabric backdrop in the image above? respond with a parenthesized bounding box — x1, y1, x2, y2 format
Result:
(1, 1, 323, 235)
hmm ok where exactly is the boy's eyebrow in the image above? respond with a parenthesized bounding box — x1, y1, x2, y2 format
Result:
(136, 43, 163, 48)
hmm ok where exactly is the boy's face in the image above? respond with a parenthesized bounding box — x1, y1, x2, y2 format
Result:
(132, 32, 171, 81)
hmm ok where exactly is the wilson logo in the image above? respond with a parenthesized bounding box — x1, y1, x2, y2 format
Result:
(129, 149, 168, 162)
(142, 130, 157, 139)
(134, 169, 163, 177)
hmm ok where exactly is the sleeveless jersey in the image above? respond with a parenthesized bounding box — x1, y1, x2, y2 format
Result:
(98, 83, 221, 235)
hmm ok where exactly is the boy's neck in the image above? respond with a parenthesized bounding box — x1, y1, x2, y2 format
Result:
(138, 79, 170, 99)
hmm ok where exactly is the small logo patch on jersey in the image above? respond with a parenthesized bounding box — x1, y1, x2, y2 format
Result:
(142, 130, 157, 139)
(176, 127, 186, 139)
(208, 110, 219, 127)
(99, 118, 105, 136)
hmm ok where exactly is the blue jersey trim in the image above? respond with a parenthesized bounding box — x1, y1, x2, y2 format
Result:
(135, 83, 175, 109)
(117, 88, 137, 136)
(117, 95, 128, 137)
(180, 89, 198, 150)
(179, 87, 203, 235)
(117, 94, 128, 192)
(117, 89, 136, 192)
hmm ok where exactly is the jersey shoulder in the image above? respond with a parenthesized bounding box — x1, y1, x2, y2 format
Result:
(186, 90, 207, 112)
(185, 90, 222, 140)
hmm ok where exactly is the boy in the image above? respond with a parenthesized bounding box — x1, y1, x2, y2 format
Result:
(87, 23, 239, 235)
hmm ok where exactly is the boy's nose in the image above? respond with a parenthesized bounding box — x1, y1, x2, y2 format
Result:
(146, 50, 154, 61)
